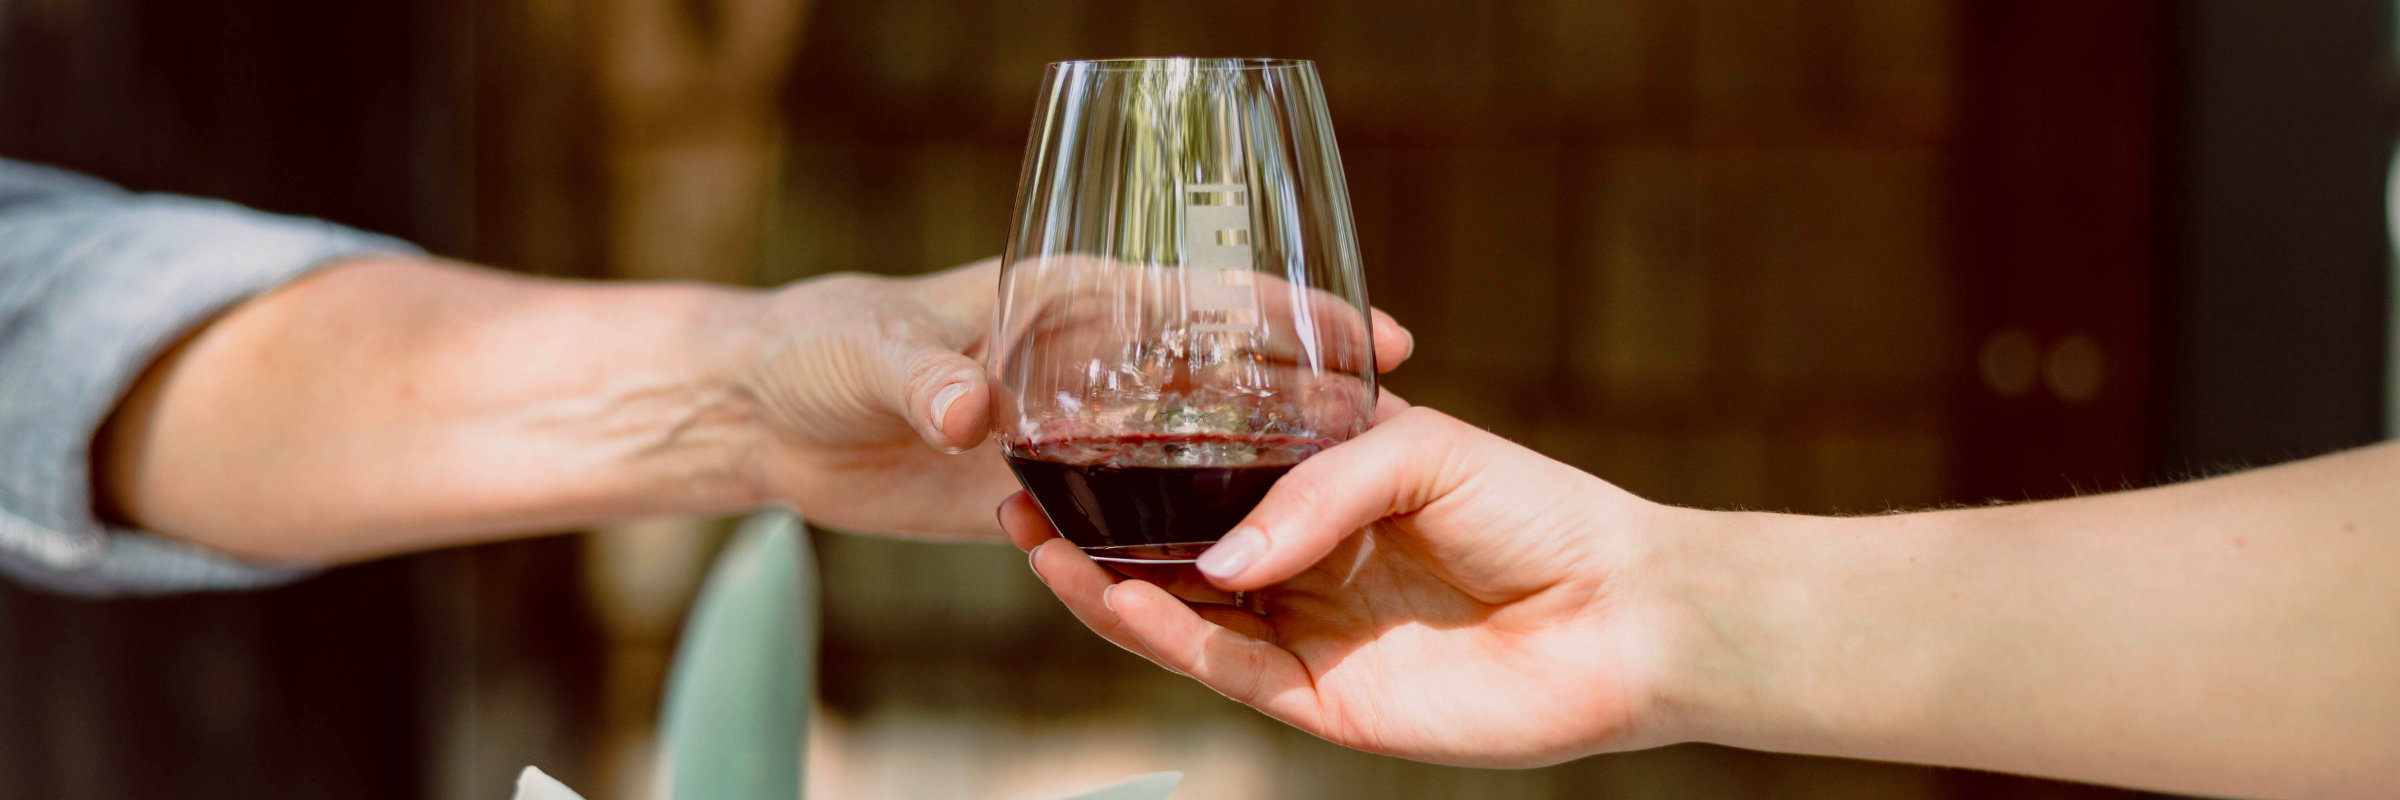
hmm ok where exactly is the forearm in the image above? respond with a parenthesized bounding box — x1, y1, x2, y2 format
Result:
(1657, 444, 2400, 798)
(97, 256, 775, 564)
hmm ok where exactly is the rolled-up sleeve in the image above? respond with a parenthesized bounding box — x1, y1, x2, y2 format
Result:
(0, 159, 420, 595)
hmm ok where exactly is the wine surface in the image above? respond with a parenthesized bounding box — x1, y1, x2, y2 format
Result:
(1005, 435, 1332, 561)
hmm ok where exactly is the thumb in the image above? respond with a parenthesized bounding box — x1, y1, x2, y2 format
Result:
(877, 337, 991, 453)
(1194, 406, 1479, 591)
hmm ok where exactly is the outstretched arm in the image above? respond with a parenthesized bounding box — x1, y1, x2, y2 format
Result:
(99, 254, 1025, 565)
(1667, 440, 2400, 799)
(1008, 406, 2400, 799)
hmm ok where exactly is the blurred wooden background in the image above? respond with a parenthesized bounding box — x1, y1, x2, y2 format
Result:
(1, 0, 2390, 798)
(781, 1, 2165, 797)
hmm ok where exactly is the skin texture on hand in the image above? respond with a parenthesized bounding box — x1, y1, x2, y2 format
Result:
(96, 256, 1028, 560)
(100, 256, 771, 562)
(1005, 402, 1692, 766)
(733, 260, 1020, 539)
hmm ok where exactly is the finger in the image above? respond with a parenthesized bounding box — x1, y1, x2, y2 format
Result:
(880, 338, 990, 453)
(1028, 539, 1176, 672)
(1369, 308, 1413, 372)
(1106, 561, 1238, 606)
(998, 491, 1058, 552)
(1250, 282, 1381, 374)
(1191, 602, 1278, 641)
(1194, 406, 1474, 591)
(1106, 579, 1320, 727)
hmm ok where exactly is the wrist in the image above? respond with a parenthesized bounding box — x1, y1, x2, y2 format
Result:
(674, 283, 783, 511)
(1618, 503, 1757, 750)
(1634, 506, 1930, 758)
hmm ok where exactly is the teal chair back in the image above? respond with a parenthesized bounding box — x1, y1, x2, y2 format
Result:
(659, 511, 816, 800)
(647, 511, 1180, 800)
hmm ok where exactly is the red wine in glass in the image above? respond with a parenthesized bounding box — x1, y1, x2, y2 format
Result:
(991, 58, 1373, 563)
(1005, 435, 1334, 561)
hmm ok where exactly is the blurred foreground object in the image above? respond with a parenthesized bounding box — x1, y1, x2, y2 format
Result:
(658, 512, 815, 800)
(512, 767, 587, 800)
(530, 512, 1185, 800)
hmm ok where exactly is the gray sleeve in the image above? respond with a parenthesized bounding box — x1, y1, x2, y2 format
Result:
(0, 158, 422, 595)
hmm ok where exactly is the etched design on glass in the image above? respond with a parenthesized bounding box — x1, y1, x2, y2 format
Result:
(1183, 182, 1260, 332)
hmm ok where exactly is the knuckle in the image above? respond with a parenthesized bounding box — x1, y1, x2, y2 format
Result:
(1378, 406, 1462, 448)
(904, 349, 964, 386)
(884, 335, 972, 391)
(1389, 405, 1449, 431)
(1369, 408, 1478, 499)
(1229, 648, 1273, 701)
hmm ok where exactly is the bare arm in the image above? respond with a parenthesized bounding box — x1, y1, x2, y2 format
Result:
(1006, 407, 2400, 798)
(97, 254, 1027, 565)
(1670, 442, 2400, 799)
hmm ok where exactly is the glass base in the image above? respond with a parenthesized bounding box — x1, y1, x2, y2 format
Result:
(1079, 541, 1215, 563)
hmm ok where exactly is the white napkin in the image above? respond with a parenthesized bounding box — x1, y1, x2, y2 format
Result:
(506, 765, 1182, 800)
(511, 766, 589, 800)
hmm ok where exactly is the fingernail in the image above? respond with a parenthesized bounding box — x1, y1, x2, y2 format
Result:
(1101, 583, 1120, 613)
(1196, 526, 1265, 581)
(1027, 541, 1052, 587)
(929, 381, 970, 428)
(1398, 326, 1415, 359)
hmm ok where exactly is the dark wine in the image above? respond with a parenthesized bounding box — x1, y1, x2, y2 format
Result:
(1006, 435, 1333, 561)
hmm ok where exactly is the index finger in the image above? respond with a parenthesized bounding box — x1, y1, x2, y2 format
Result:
(1193, 406, 1478, 591)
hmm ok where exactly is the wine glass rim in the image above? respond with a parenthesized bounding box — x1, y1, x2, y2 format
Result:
(1049, 57, 1313, 72)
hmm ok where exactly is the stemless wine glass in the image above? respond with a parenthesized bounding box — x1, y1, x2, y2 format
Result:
(990, 58, 1376, 564)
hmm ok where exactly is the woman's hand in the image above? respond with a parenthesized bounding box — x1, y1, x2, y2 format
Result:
(1002, 403, 1691, 766)
(1010, 399, 2400, 798)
